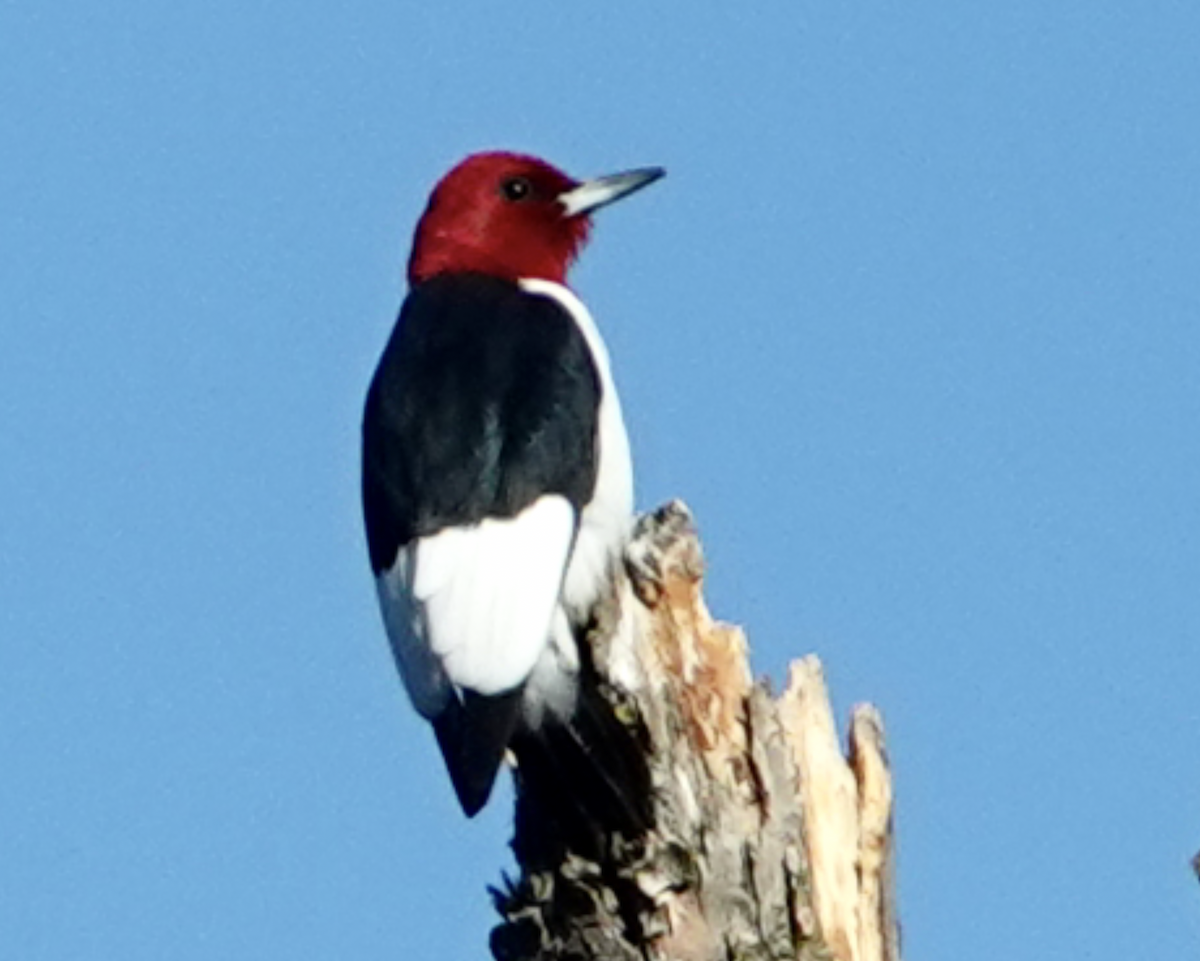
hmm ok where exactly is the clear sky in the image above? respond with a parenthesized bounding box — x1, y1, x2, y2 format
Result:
(3, 2, 1199, 958)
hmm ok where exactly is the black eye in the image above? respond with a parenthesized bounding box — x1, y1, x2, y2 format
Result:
(500, 176, 532, 202)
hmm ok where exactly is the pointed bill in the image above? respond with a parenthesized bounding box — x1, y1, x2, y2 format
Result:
(558, 167, 665, 217)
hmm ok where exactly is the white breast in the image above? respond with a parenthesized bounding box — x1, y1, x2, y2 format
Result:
(518, 278, 634, 622)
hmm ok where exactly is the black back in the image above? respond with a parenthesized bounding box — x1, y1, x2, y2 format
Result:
(362, 272, 603, 574)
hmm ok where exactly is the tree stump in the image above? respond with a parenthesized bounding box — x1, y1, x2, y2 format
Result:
(490, 501, 900, 961)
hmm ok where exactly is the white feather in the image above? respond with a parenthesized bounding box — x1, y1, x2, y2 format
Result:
(520, 607, 579, 728)
(518, 279, 634, 620)
(375, 548, 448, 719)
(375, 495, 575, 717)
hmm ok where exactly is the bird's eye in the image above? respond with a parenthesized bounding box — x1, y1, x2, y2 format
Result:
(500, 177, 532, 202)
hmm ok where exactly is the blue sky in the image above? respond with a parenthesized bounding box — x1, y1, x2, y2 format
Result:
(3, 2, 1199, 958)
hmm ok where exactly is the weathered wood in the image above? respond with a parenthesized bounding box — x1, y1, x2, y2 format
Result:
(491, 501, 900, 961)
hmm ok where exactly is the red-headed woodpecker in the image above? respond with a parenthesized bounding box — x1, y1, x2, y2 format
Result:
(362, 152, 663, 818)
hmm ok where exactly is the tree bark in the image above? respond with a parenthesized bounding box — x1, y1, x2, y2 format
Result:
(490, 501, 900, 961)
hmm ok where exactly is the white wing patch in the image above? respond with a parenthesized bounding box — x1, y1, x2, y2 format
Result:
(376, 495, 575, 718)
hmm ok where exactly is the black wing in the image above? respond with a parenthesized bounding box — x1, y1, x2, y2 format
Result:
(362, 272, 602, 574)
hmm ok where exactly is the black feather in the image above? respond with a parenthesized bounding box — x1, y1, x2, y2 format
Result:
(511, 678, 651, 861)
(432, 688, 525, 817)
(362, 272, 601, 574)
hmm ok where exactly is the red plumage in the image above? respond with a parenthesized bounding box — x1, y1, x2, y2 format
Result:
(408, 152, 592, 286)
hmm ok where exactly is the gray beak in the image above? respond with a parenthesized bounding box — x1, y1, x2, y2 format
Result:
(558, 167, 665, 217)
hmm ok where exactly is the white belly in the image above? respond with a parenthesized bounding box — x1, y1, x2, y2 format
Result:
(518, 278, 634, 622)
(517, 279, 634, 723)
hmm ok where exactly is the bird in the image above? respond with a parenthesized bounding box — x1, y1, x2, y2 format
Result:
(361, 151, 664, 820)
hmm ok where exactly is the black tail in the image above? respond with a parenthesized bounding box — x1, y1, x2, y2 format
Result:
(432, 688, 524, 817)
(510, 679, 651, 863)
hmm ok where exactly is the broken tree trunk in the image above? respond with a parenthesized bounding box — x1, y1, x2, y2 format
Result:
(490, 501, 900, 961)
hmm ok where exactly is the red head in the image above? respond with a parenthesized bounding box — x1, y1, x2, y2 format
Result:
(407, 151, 663, 286)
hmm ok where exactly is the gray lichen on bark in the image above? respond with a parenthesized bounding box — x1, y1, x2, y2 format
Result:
(491, 501, 900, 961)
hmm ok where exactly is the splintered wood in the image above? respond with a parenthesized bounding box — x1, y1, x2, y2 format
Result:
(491, 501, 900, 961)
